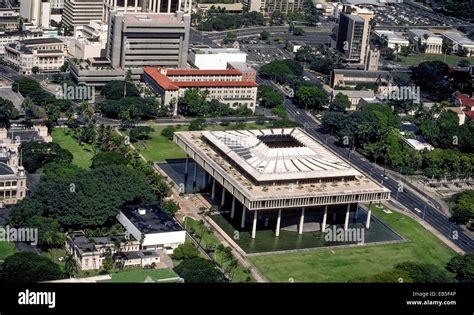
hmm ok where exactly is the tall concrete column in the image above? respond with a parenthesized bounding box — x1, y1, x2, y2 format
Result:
(230, 196, 236, 219)
(188, 0, 191, 15)
(322, 205, 328, 233)
(251, 210, 257, 239)
(124, 0, 128, 11)
(220, 187, 225, 207)
(298, 207, 305, 235)
(167, 0, 171, 12)
(344, 204, 350, 231)
(366, 202, 372, 229)
(241, 206, 246, 228)
(275, 208, 282, 237)
(184, 156, 189, 175)
(192, 163, 197, 184)
(178, 0, 182, 11)
(211, 178, 215, 200)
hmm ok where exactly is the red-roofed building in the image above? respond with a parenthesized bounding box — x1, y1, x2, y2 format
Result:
(143, 67, 258, 115)
(453, 91, 474, 123)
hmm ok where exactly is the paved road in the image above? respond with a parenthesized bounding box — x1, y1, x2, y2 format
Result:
(280, 97, 473, 253)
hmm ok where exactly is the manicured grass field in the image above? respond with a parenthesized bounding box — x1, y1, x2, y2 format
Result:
(0, 241, 15, 260)
(132, 124, 188, 162)
(52, 128, 94, 169)
(184, 218, 254, 283)
(103, 268, 180, 283)
(249, 206, 456, 282)
(399, 54, 474, 66)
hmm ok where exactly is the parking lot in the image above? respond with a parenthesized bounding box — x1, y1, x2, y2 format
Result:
(372, 3, 461, 27)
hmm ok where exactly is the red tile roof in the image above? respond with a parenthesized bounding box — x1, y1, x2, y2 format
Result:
(465, 110, 474, 120)
(454, 91, 474, 108)
(174, 81, 258, 88)
(144, 67, 258, 90)
(165, 69, 242, 76)
(143, 67, 178, 90)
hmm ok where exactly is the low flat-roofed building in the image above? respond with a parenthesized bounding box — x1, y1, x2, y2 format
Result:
(143, 67, 258, 115)
(331, 89, 376, 110)
(227, 61, 257, 82)
(174, 128, 390, 239)
(407, 29, 443, 54)
(188, 47, 246, 70)
(330, 69, 390, 88)
(374, 30, 409, 52)
(402, 138, 435, 151)
(442, 31, 474, 56)
(117, 205, 185, 253)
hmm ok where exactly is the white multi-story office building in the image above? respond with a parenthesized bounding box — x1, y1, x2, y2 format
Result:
(69, 20, 108, 59)
(106, 11, 190, 69)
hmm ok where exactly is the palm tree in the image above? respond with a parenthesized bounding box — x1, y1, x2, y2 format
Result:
(64, 254, 78, 278)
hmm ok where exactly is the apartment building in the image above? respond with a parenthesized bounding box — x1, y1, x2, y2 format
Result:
(143, 67, 258, 115)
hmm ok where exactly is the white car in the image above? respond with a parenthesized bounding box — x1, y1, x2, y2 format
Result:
(414, 208, 421, 213)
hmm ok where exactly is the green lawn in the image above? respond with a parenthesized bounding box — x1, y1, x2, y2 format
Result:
(0, 241, 15, 260)
(398, 54, 474, 66)
(184, 218, 254, 283)
(249, 205, 457, 282)
(103, 268, 180, 283)
(52, 128, 94, 168)
(132, 124, 188, 162)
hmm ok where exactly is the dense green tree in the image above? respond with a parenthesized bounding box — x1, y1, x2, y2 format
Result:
(0, 97, 19, 128)
(161, 199, 180, 217)
(91, 151, 128, 169)
(174, 257, 226, 283)
(394, 262, 452, 283)
(260, 30, 271, 41)
(446, 254, 474, 283)
(258, 85, 283, 108)
(160, 126, 176, 140)
(171, 242, 200, 260)
(129, 126, 154, 142)
(21, 142, 73, 173)
(64, 254, 78, 278)
(329, 93, 351, 112)
(101, 81, 139, 100)
(7, 165, 157, 229)
(294, 85, 328, 110)
(0, 252, 64, 283)
(188, 118, 206, 131)
(26, 215, 63, 249)
(451, 190, 474, 225)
